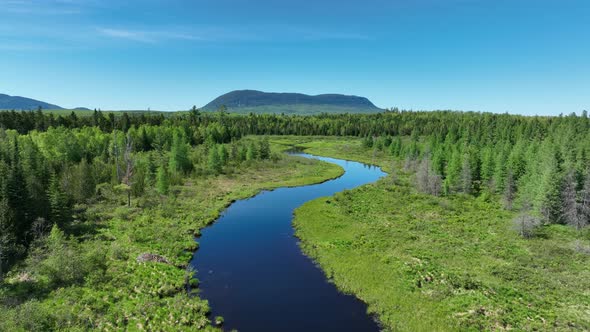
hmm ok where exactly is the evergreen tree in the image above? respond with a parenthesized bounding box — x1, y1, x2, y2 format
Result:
(208, 146, 222, 174)
(460, 154, 473, 194)
(539, 152, 563, 223)
(218, 145, 228, 166)
(389, 136, 402, 157)
(139, 126, 151, 151)
(169, 132, 191, 174)
(156, 164, 169, 195)
(445, 149, 462, 193)
(47, 173, 71, 229)
(258, 137, 271, 160)
(503, 170, 516, 210)
(246, 142, 258, 161)
(74, 158, 95, 203)
(580, 168, 590, 228)
(0, 198, 15, 279)
(562, 170, 582, 229)
(238, 145, 248, 162)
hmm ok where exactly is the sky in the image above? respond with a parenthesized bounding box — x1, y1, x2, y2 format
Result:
(0, 0, 589, 115)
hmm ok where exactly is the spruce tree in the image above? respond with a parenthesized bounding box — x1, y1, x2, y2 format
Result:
(258, 137, 271, 160)
(169, 132, 191, 174)
(562, 170, 582, 229)
(47, 173, 71, 228)
(208, 146, 222, 174)
(218, 145, 228, 166)
(156, 164, 169, 195)
(246, 142, 258, 161)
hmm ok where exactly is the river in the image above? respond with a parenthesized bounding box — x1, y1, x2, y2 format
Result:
(189, 153, 386, 331)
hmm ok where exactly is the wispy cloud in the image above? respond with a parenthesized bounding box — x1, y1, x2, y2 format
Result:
(96, 27, 207, 43)
(97, 28, 155, 43)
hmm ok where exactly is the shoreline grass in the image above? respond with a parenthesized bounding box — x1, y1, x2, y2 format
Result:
(288, 137, 590, 331)
(0, 143, 344, 331)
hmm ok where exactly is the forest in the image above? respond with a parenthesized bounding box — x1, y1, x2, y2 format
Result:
(0, 108, 589, 330)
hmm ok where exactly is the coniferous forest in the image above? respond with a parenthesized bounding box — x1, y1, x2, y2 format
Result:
(0, 108, 588, 330)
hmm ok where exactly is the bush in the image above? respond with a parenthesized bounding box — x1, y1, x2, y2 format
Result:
(33, 225, 106, 288)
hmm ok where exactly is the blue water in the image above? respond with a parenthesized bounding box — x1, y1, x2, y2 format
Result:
(189, 153, 386, 331)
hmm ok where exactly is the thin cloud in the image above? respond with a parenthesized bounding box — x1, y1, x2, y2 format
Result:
(96, 27, 209, 43)
(97, 28, 155, 43)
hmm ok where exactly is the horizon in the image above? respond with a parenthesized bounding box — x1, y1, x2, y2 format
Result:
(1, 0, 589, 115)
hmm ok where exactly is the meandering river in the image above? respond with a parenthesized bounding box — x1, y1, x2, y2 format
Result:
(189, 153, 386, 331)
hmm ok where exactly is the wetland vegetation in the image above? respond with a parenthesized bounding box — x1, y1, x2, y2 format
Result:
(0, 110, 588, 331)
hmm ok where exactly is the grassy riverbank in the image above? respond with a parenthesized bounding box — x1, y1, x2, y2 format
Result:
(0, 142, 343, 331)
(285, 137, 590, 331)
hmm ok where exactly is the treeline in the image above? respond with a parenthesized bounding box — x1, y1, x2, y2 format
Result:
(0, 121, 274, 276)
(3, 107, 589, 139)
(1, 108, 590, 273)
(362, 113, 590, 233)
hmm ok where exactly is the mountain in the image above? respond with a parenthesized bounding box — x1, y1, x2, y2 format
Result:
(0, 93, 63, 110)
(202, 90, 382, 114)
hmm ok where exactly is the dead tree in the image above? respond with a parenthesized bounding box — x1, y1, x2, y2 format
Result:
(513, 201, 540, 238)
(416, 157, 442, 196)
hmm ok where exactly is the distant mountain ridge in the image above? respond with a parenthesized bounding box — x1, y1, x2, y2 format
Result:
(0, 93, 63, 110)
(202, 90, 381, 114)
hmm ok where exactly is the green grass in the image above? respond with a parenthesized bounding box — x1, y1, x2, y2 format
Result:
(0, 143, 343, 331)
(287, 137, 590, 331)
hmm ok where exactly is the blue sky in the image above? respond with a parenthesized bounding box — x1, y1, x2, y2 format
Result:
(0, 0, 588, 114)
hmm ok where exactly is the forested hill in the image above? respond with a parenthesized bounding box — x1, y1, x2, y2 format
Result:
(202, 90, 382, 114)
(0, 93, 63, 110)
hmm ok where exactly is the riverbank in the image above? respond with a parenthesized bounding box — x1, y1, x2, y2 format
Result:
(189, 152, 384, 331)
(0, 141, 343, 331)
(285, 136, 590, 331)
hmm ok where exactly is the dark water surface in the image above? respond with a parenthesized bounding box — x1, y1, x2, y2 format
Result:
(189, 153, 386, 332)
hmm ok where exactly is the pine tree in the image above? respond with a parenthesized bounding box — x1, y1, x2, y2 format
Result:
(208, 146, 222, 174)
(75, 158, 95, 203)
(389, 136, 402, 157)
(7, 139, 31, 240)
(238, 145, 247, 162)
(503, 170, 516, 210)
(246, 142, 258, 161)
(258, 137, 271, 160)
(561, 170, 581, 229)
(218, 145, 228, 166)
(47, 173, 71, 228)
(156, 164, 169, 195)
(445, 150, 462, 193)
(139, 126, 151, 151)
(169, 132, 191, 174)
(540, 152, 563, 223)
(580, 168, 590, 228)
(0, 198, 15, 279)
(362, 135, 373, 148)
